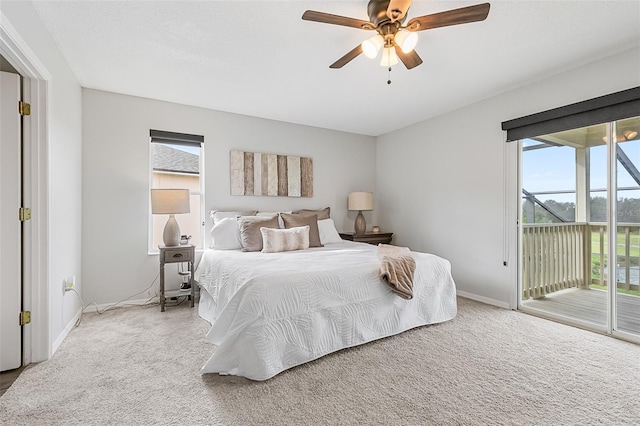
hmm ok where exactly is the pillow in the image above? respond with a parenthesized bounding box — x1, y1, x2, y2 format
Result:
(210, 210, 257, 225)
(257, 211, 290, 228)
(280, 213, 323, 248)
(317, 218, 343, 244)
(260, 226, 310, 253)
(292, 207, 330, 220)
(237, 215, 280, 252)
(210, 217, 241, 250)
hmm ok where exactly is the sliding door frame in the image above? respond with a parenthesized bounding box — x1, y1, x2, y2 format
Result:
(606, 122, 617, 336)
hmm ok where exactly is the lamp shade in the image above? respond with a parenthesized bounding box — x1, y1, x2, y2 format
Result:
(395, 29, 418, 53)
(151, 189, 190, 214)
(379, 47, 399, 67)
(362, 34, 384, 59)
(348, 192, 373, 211)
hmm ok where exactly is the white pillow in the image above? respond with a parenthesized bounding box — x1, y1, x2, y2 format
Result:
(211, 217, 241, 250)
(318, 218, 342, 244)
(260, 226, 310, 253)
(210, 210, 257, 225)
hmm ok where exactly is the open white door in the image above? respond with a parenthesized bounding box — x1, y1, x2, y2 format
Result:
(0, 70, 22, 371)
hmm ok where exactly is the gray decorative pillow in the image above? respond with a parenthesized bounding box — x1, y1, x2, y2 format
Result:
(261, 226, 310, 253)
(237, 215, 279, 252)
(292, 207, 330, 220)
(280, 213, 323, 248)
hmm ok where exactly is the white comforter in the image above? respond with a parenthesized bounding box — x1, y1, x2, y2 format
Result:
(195, 241, 457, 380)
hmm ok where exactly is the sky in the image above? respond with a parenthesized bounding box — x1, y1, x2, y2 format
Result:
(160, 142, 200, 155)
(522, 138, 639, 204)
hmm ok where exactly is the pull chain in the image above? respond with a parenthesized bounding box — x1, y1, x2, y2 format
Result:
(387, 66, 392, 85)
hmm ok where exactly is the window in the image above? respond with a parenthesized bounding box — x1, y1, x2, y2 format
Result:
(149, 130, 204, 252)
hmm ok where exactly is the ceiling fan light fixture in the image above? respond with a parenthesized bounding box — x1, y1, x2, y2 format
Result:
(362, 34, 384, 59)
(302, 2, 491, 71)
(602, 129, 639, 143)
(395, 29, 418, 53)
(380, 47, 399, 67)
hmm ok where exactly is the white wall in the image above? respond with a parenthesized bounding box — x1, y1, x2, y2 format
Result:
(1, 2, 83, 353)
(82, 89, 376, 305)
(376, 46, 640, 308)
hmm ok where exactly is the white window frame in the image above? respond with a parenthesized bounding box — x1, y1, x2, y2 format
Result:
(148, 130, 205, 254)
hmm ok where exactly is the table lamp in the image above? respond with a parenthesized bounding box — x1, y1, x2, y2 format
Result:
(151, 189, 190, 247)
(348, 192, 373, 235)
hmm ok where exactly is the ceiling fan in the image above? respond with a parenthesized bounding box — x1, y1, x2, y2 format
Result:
(302, 0, 490, 70)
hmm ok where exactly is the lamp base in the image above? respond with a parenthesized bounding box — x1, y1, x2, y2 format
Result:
(354, 210, 366, 235)
(163, 214, 181, 247)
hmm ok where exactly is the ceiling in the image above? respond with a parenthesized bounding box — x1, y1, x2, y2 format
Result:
(31, 1, 640, 136)
(533, 116, 640, 149)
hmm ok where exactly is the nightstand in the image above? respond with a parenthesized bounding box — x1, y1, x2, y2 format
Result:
(158, 244, 195, 312)
(339, 232, 393, 245)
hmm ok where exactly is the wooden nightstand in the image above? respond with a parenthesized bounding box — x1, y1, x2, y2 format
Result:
(339, 232, 393, 245)
(158, 244, 195, 312)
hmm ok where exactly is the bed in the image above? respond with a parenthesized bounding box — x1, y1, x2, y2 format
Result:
(194, 214, 457, 380)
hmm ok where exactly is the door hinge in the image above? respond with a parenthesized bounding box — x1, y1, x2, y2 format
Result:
(19, 311, 31, 326)
(19, 101, 31, 116)
(19, 207, 32, 222)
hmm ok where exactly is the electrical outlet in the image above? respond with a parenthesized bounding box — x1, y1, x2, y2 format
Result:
(64, 276, 75, 292)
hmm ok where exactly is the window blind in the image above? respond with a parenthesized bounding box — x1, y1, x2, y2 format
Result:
(501, 87, 640, 142)
(150, 129, 203, 146)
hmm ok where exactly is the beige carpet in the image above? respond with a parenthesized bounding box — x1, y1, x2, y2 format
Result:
(1, 297, 639, 425)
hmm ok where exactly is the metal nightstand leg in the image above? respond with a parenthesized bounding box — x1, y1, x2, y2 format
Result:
(190, 259, 195, 308)
(160, 262, 165, 312)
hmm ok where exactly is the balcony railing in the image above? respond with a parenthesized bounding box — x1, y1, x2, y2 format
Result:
(522, 223, 640, 299)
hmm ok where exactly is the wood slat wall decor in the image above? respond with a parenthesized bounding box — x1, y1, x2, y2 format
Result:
(230, 150, 313, 197)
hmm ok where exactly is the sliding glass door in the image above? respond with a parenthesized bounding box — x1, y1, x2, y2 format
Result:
(519, 116, 640, 341)
(520, 123, 608, 327)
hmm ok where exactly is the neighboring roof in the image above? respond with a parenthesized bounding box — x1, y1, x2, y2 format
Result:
(152, 143, 199, 174)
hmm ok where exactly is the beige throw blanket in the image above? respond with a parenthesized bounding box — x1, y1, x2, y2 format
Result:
(377, 244, 416, 300)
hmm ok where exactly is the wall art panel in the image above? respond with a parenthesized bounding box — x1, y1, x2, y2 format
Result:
(230, 150, 313, 197)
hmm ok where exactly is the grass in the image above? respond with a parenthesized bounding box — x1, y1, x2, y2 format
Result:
(590, 284, 640, 297)
(591, 229, 640, 258)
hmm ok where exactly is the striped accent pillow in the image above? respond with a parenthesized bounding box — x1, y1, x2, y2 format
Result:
(260, 226, 310, 253)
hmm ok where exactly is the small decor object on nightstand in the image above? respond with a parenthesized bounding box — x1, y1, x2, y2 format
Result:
(348, 191, 373, 235)
(178, 266, 191, 292)
(372, 226, 380, 233)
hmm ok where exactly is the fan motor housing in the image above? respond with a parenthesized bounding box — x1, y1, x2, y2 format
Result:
(368, 0, 408, 28)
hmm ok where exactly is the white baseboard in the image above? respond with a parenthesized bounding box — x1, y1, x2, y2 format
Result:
(51, 306, 82, 355)
(457, 290, 512, 310)
(82, 297, 155, 314)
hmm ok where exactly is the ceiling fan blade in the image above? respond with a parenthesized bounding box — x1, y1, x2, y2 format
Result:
(406, 3, 490, 31)
(330, 45, 363, 69)
(302, 10, 375, 30)
(394, 45, 423, 69)
(387, 0, 413, 22)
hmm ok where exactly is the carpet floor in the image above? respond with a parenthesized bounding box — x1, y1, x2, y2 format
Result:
(1, 297, 638, 425)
